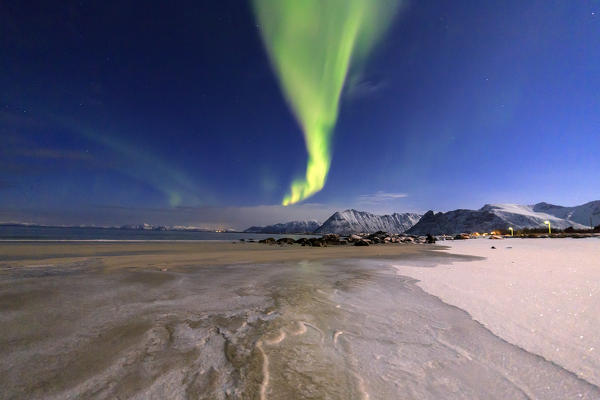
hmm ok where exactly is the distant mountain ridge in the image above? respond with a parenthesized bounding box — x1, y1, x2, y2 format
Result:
(243, 220, 321, 234)
(532, 201, 600, 226)
(0, 222, 217, 232)
(315, 209, 422, 235)
(407, 201, 598, 235)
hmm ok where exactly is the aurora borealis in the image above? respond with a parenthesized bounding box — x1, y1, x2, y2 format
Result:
(1, 1, 599, 228)
(252, 0, 400, 205)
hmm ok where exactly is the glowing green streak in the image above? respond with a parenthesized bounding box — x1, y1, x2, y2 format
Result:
(253, 0, 399, 205)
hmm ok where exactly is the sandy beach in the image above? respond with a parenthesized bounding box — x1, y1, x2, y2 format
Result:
(0, 241, 455, 271)
(1, 240, 599, 399)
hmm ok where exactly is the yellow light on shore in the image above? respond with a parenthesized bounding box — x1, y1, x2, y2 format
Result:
(543, 220, 551, 234)
(508, 227, 514, 236)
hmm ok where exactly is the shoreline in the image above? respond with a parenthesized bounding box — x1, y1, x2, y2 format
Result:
(0, 241, 463, 271)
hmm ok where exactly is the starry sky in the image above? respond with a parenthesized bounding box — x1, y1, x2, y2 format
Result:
(1, 1, 599, 229)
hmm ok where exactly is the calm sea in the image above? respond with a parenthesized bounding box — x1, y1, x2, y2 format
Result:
(0, 225, 316, 241)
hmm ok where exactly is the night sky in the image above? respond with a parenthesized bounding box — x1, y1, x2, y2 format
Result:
(1, 1, 599, 229)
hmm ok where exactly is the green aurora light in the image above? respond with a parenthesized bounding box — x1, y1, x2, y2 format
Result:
(252, 0, 400, 205)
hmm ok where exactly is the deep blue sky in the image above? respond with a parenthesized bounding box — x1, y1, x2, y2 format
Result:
(1, 1, 599, 228)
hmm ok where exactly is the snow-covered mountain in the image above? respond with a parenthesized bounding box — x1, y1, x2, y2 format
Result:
(532, 201, 600, 227)
(480, 204, 587, 230)
(315, 209, 422, 235)
(407, 201, 597, 235)
(406, 209, 508, 236)
(243, 220, 321, 234)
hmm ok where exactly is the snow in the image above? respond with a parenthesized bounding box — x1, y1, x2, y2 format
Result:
(482, 203, 586, 229)
(393, 237, 600, 386)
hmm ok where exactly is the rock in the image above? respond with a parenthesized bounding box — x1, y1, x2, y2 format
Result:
(426, 234, 436, 244)
(322, 233, 340, 241)
(321, 233, 342, 246)
(276, 237, 295, 245)
(489, 235, 503, 240)
(259, 237, 276, 244)
(354, 239, 370, 246)
(350, 234, 362, 241)
(309, 238, 326, 247)
(454, 233, 470, 240)
(491, 246, 496, 249)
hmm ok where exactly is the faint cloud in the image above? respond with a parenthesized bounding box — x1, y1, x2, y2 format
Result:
(18, 148, 94, 161)
(357, 191, 408, 204)
(345, 75, 388, 99)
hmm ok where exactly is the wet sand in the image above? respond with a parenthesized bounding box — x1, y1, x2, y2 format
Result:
(1, 241, 598, 399)
(0, 241, 452, 271)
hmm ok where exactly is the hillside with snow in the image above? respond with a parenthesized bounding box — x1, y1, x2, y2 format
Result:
(532, 201, 600, 227)
(480, 204, 587, 230)
(315, 209, 422, 235)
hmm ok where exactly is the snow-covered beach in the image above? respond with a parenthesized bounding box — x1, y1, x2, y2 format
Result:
(395, 237, 600, 387)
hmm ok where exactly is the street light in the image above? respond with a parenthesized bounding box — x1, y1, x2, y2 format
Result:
(508, 227, 514, 236)
(543, 220, 551, 234)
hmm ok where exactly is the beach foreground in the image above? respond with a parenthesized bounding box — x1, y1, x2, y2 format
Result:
(1, 240, 598, 399)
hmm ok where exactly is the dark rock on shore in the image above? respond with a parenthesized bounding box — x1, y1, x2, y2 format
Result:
(276, 238, 295, 245)
(255, 230, 439, 247)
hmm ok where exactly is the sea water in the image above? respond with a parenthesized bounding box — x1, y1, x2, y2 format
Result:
(0, 225, 316, 241)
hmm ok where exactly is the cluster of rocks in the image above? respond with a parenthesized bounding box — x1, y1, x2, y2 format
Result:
(255, 231, 437, 247)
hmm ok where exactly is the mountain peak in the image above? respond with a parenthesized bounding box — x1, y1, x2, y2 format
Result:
(243, 220, 321, 234)
(315, 209, 422, 235)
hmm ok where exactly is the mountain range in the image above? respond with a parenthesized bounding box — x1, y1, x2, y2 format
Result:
(407, 201, 599, 235)
(243, 220, 321, 234)
(245, 201, 600, 235)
